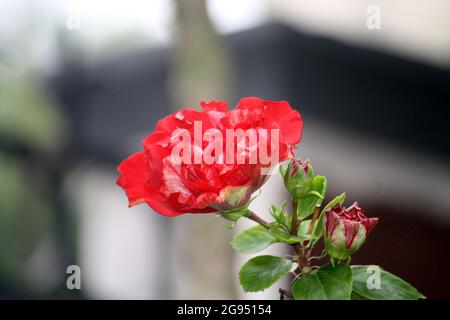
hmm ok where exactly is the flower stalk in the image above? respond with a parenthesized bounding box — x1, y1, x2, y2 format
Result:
(307, 205, 321, 235)
(246, 211, 269, 228)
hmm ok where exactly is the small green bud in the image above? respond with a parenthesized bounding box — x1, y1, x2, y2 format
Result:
(282, 158, 314, 199)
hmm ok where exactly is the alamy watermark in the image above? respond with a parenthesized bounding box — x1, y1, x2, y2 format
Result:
(366, 5, 381, 30)
(66, 2, 82, 30)
(366, 265, 381, 290)
(66, 265, 81, 290)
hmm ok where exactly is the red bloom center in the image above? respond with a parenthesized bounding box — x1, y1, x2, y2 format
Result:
(332, 202, 367, 222)
(325, 202, 378, 248)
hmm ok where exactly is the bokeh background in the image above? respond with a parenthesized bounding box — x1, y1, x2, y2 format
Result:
(1, 0, 449, 299)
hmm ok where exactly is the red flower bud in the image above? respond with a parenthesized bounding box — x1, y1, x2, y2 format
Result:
(323, 202, 378, 261)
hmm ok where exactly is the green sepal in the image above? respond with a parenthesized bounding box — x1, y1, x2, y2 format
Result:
(269, 201, 290, 230)
(296, 175, 327, 219)
(311, 192, 346, 239)
(220, 207, 251, 228)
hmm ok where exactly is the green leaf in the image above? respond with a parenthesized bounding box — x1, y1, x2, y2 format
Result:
(263, 225, 311, 244)
(312, 192, 346, 238)
(292, 264, 352, 300)
(351, 265, 426, 300)
(321, 192, 346, 214)
(239, 255, 293, 292)
(231, 225, 277, 253)
(269, 202, 290, 229)
(297, 175, 327, 219)
(351, 291, 368, 300)
(273, 231, 312, 244)
(271, 220, 320, 245)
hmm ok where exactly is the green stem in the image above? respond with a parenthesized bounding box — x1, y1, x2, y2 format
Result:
(290, 201, 308, 269)
(246, 210, 269, 228)
(279, 288, 293, 300)
(307, 205, 321, 235)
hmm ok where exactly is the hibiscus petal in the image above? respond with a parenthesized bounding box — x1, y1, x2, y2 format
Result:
(145, 195, 184, 217)
(343, 219, 361, 249)
(200, 100, 228, 112)
(196, 192, 220, 209)
(116, 152, 150, 207)
(362, 217, 379, 235)
(146, 193, 216, 217)
(160, 157, 196, 204)
(236, 97, 265, 110)
(154, 108, 202, 133)
(116, 150, 196, 217)
(142, 130, 169, 148)
(264, 100, 303, 145)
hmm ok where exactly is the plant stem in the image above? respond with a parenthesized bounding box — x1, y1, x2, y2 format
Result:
(290, 200, 308, 270)
(291, 201, 299, 235)
(304, 205, 322, 256)
(307, 205, 321, 235)
(247, 205, 313, 298)
(246, 210, 269, 228)
(279, 288, 293, 300)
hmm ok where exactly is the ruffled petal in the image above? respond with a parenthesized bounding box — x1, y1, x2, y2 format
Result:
(264, 100, 303, 145)
(154, 108, 202, 134)
(116, 152, 150, 207)
(236, 97, 265, 110)
(200, 100, 228, 112)
(145, 195, 184, 217)
(362, 217, 379, 235)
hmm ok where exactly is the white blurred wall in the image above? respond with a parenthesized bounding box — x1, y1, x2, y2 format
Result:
(267, 0, 450, 68)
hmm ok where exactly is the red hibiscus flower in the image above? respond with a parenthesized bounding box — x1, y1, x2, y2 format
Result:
(117, 97, 303, 216)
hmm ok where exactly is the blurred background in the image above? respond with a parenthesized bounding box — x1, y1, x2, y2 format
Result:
(0, 0, 449, 299)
